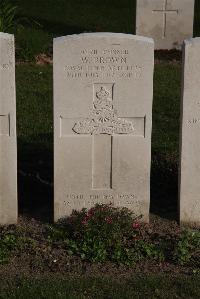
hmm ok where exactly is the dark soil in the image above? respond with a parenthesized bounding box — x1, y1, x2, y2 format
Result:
(0, 213, 197, 281)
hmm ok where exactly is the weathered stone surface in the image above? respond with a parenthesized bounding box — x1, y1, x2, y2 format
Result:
(54, 33, 154, 222)
(0, 33, 17, 224)
(179, 38, 200, 227)
(136, 0, 195, 50)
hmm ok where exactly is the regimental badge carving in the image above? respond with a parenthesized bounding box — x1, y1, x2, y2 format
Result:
(73, 86, 134, 135)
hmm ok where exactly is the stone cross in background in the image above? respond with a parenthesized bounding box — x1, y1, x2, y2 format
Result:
(54, 33, 154, 222)
(0, 33, 17, 224)
(136, 0, 195, 49)
(152, 0, 178, 38)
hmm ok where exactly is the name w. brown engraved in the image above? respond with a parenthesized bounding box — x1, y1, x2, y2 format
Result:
(81, 56, 127, 64)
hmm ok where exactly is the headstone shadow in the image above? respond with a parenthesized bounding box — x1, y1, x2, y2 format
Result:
(150, 152, 178, 221)
(18, 134, 53, 223)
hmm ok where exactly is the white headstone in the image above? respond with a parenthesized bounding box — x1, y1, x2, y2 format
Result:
(179, 38, 200, 227)
(54, 33, 154, 222)
(136, 0, 195, 50)
(0, 33, 17, 224)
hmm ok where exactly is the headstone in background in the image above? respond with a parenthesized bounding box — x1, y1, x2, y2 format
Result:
(179, 37, 200, 227)
(54, 33, 154, 222)
(136, 0, 195, 50)
(0, 33, 17, 224)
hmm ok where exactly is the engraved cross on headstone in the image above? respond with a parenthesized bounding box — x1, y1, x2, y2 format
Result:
(60, 83, 145, 190)
(152, 0, 178, 38)
(0, 114, 10, 136)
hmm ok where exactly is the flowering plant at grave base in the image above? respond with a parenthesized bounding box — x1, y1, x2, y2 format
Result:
(65, 204, 143, 264)
(49, 203, 165, 265)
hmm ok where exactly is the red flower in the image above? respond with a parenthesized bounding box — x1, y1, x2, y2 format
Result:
(87, 207, 96, 217)
(81, 215, 90, 225)
(100, 203, 113, 212)
(132, 222, 140, 229)
(105, 216, 113, 224)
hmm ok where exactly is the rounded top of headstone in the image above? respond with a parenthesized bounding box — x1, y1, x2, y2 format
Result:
(54, 32, 154, 45)
(0, 32, 14, 40)
(184, 37, 200, 46)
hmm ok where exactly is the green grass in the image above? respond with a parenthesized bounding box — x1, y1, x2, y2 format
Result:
(16, 64, 53, 177)
(153, 63, 181, 155)
(0, 275, 199, 299)
(16, 65, 52, 148)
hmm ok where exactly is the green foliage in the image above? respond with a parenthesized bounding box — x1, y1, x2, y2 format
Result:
(0, 233, 38, 264)
(135, 240, 165, 261)
(16, 28, 51, 61)
(110, 240, 164, 266)
(0, 233, 18, 264)
(173, 230, 200, 266)
(0, 0, 18, 32)
(193, 268, 200, 275)
(49, 204, 163, 265)
(0, 0, 48, 61)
